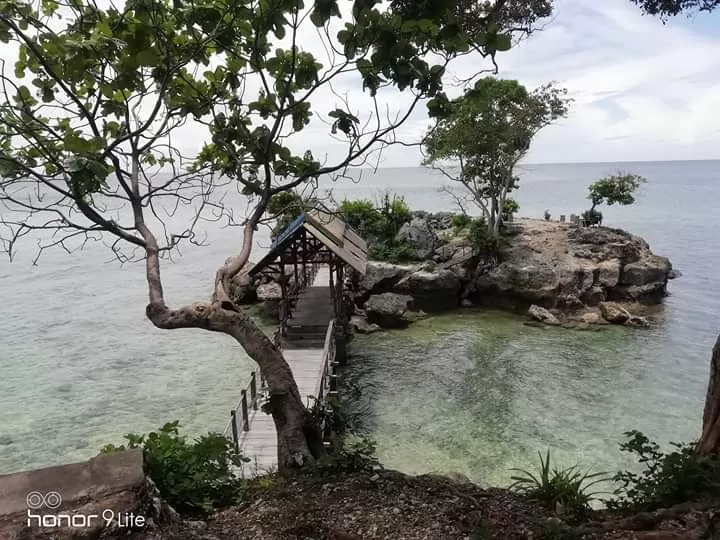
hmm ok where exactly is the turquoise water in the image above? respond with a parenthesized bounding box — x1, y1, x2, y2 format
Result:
(1, 160, 718, 481)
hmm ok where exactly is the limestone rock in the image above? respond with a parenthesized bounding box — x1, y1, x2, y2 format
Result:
(350, 315, 381, 334)
(580, 311, 601, 325)
(365, 293, 416, 328)
(626, 315, 651, 328)
(528, 304, 561, 326)
(394, 267, 461, 312)
(228, 268, 258, 305)
(360, 261, 414, 293)
(621, 256, 672, 286)
(0, 449, 167, 540)
(600, 302, 631, 324)
(597, 260, 621, 288)
(395, 217, 440, 259)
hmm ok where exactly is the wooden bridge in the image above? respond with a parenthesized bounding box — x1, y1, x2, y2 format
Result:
(223, 209, 367, 476)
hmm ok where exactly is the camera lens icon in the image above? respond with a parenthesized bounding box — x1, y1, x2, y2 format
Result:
(26, 491, 62, 509)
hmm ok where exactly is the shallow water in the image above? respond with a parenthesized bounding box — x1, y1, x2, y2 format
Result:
(1, 160, 718, 480)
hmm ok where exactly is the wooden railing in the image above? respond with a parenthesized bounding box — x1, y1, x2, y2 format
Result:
(225, 318, 337, 451)
(224, 370, 266, 451)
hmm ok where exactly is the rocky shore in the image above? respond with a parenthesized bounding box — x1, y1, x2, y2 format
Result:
(232, 213, 677, 332)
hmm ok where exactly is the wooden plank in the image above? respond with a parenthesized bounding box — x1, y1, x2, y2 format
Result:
(307, 209, 346, 247)
(237, 266, 336, 476)
(303, 223, 366, 274)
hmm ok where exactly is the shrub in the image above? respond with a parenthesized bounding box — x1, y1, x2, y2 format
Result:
(509, 450, 609, 518)
(267, 190, 318, 237)
(338, 198, 380, 238)
(607, 431, 720, 512)
(468, 217, 501, 256)
(502, 198, 520, 221)
(368, 241, 417, 263)
(339, 193, 416, 261)
(581, 209, 602, 227)
(451, 213, 473, 231)
(101, 421, 247, 515)
(310, 435, 381, 476)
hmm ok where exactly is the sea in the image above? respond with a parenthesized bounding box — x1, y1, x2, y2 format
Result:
(1, 160, 718, 484)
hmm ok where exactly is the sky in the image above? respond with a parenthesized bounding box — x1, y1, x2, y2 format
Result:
(381, 0, 720, 166)
(3, 0, 720, 169)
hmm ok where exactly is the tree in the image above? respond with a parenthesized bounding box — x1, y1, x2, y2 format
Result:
(0, 0, 552, 473)
(582, 173, 647, 226)
(422, 78, 569, 235)
(632, 0, 720, 456)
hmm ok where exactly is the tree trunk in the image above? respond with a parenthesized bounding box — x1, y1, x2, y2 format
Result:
(146, 301, 325, 473)
(698, 334, 720, 455)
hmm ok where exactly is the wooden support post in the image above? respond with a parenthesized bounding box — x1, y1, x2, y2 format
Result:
(241, 390, 249, 431)
(230, 409, 239, 452)
(250, 372, 258, 410)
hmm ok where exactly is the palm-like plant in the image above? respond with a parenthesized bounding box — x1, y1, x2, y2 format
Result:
(509, 450, 610, 516)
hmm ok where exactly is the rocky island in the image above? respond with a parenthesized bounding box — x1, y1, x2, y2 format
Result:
(233, 212, 676, 333)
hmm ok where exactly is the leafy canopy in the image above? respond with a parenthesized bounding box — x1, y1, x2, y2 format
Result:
(587, 173, 647, 210)
(630, 0, 720, 17)
(0, 0, 552, 262)
(424, 77, 568, 232)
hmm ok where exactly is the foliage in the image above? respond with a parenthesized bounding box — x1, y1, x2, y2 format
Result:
(0, 0, 539, 263)
(424, 78, 569, 234)
(509, 450, 609, 518)
(587, 173, 647, 214)
(368, 241, 417, 263)
(581, 209, 603, 227)
(631, 0, 720, 17)
(502, 198, 520, 221)
(101, 421, 247, 515)
(267, 191, 318, 237)
(310, 435, 381, 476)
(451, 213, 473, 231)
(467, 217, 501, 256)
(607, 430, 720, 512)
(338, 193, 416, 262)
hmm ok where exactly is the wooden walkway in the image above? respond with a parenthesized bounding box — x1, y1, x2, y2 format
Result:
(226, 266, 336, 476)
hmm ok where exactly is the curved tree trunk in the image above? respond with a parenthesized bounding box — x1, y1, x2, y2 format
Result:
(146, 301, 325, 473)
(698, 334, 720, 455)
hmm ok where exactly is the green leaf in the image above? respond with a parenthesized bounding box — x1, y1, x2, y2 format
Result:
(136, 49, 160, 67)
(495, 34, 512, 52)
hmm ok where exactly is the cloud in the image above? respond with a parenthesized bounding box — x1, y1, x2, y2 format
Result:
(2, 0, 719, 170)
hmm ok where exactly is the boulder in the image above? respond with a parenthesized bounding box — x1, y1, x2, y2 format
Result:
(360, 261, 414, 293)
(0, 449, 173, 540)
(580, 311, 602, 325)
(626, 315, 651, 328)
(257, 282, 283, 319)
(350, 315, 381, 334)
(395, 217, 440, 259)
(528, 304, 561, 326)
(599, 302, 631, 324)
(620, 256, 672, 286)
(597, 260, 621, 288)
(365, 293, 416, 328)
(393, 267, 462, 312)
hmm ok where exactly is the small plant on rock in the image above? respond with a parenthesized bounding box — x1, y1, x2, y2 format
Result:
(509, 450, 609, 518)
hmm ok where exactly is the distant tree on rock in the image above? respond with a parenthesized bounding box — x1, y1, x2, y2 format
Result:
(583, 173, 647, 226)
(632, 0, 720, 456)
(423, 78, 569, 235)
